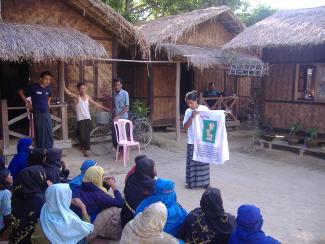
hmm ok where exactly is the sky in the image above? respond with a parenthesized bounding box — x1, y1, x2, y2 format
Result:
(249, 0, 325, 9)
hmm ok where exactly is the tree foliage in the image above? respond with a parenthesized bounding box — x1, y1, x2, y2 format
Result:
(103, 0, 277, 26)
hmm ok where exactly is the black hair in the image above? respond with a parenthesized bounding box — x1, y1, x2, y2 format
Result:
(208, 82, 215, 87)
(113, 77, 123, 84)
(185, 90, 199, 101)
(77, 82, 86, 90)
(40, 71, 53, 78)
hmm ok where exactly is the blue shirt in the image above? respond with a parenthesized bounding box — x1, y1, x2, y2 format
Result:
(0, 189, 11, 230)
(114, 89, 129, 119)
(29, 83, 52, 112)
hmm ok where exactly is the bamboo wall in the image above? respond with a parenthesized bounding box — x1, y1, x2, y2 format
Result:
(2, 0, 113, 101)
(178, 21, 234, 48)
(151, 65, 176, 123)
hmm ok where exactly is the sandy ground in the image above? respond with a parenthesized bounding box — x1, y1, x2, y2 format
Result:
(62, 130, 325, 244)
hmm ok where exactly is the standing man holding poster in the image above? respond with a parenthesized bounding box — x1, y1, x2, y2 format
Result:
(183, 91, 210, 189)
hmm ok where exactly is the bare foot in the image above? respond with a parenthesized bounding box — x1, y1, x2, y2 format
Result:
(82, 149, 89, 157)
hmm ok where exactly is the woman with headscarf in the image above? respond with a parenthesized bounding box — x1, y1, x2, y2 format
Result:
(10, 165, 49, 244)
(71, 166, 124, 223)
(43, 148, 62, 184)
(229, 204, 280, 244)
(31, 184, 93, 244)
(0, 168, 13, 241)
(121, 155, 156, 228)
(8, 138, 33, 182)
(121, 202, 183, 244)
(178, 188, 235, 243)
(69, 160, 97, 190)
(135, 178, 187, 237)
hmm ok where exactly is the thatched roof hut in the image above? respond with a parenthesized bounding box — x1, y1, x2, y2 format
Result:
(136, 6, 261, 69)
(224, 6, 325, 53)
(137, 6, 244, 46)
(0, 23, 107, 62)
(158, 43, 262, 69)
(66, 0, 147, 49)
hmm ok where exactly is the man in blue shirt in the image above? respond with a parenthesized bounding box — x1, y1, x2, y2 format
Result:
(112, 78, 129, 157)
(18, 71, 54, 149)
(204, 82, 222, 108)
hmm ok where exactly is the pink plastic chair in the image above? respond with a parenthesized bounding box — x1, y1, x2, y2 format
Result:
(114, 119, 141, 167)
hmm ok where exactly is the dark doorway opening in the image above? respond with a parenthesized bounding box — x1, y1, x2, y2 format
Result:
(0, 61, 30, 135)
(180, 64, 194, 115)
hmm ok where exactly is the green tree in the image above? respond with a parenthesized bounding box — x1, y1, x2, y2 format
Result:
(237, 4, 277, 26)
(103, 0, 246, 22)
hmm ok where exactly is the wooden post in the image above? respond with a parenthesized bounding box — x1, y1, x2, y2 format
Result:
(1, 100, 9, 150)
(176, 62, 181, 141)
(58, 61, 68, 140)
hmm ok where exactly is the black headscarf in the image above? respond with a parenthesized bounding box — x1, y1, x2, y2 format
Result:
(121, 155, 156, 228)
(178, 188, 236, 244)
(10, 165, 48, 244)
(44, 148, 63, 184)
(28, 148, 46, 166)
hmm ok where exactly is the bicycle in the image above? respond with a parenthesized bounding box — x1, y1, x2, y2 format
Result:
(90, 112, 153, 156)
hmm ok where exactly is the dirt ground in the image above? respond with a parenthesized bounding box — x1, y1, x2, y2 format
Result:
(62, 130, 325, 244)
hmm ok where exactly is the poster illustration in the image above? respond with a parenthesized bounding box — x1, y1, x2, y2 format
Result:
(202, 120, 218, 143)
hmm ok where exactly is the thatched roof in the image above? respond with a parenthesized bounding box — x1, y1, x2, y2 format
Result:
(157, 43, 262, 69)
(224, 6, 325, 53)
(0, 23, 107, 62)
(137, 6, 244, 46)
(65, 0, 147, 50)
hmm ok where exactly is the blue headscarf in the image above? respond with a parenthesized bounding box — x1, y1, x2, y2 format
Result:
(8, 138, 32, 182)
(40, 184, 93, 244)
(135, 178, 188, 237)
(69, 160, 97, 190)
(229, 205, 279, 244)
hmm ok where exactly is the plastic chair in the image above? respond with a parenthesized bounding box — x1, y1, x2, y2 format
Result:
(114, 119, 141, 167)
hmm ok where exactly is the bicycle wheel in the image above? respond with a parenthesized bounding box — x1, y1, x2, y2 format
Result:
(133, 120, 153, 148)
(90, 126, 113, 156)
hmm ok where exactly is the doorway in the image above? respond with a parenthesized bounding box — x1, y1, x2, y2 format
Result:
(0, 61, 30, 134)
(180, 64, 194, 115)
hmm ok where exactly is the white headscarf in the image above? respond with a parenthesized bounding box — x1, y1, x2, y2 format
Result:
(40, 184, 94, 244)
(120, 201, 180, 244)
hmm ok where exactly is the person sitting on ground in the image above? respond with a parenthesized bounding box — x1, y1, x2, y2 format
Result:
(44, 148, 69, 184)
(121, 155, 157, 228)
(121, 202, 183, 244)
(71, 166, 124, 223)
(229, 204, 280, 244)
(178, 187, 235, 244)
(0, 156, 5, 169)
(10, 165, 51, 244)
(31, 183, 94, 244)
(135, 178, 188, 237)
(8, 138, 33, 182)
(69, 160, 97, 190)
(0, 168, 13, 241)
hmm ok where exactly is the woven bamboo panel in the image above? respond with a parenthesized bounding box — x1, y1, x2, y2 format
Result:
(264, 102, 325, 133)
(265, 64, 294, 100)
(2, 0, 108, 39)
(84, 65, 94, 82)
(152, 97, 176, 120)
(152, 65, 176, 96)
(194, 68, 225, 92)
(66, 64, 80, 82)
(98, 63, 112, 98)
(178, 21, 234, 48)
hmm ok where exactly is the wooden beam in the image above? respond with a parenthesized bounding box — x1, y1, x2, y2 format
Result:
(59, 61, 65, 103)
(176, 62, 181, 141)
(1, 100, 9, 150)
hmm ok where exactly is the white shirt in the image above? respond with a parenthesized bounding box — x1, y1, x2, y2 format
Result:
(76, 95, 91, 121)
(183, 105, 209, 144)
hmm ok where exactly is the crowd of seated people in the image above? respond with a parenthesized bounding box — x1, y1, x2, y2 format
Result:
(0, 139, 280, 244)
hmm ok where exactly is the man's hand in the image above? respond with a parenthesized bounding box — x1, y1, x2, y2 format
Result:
(113, 116, 119, 122)
(26, 101, 33, 111)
